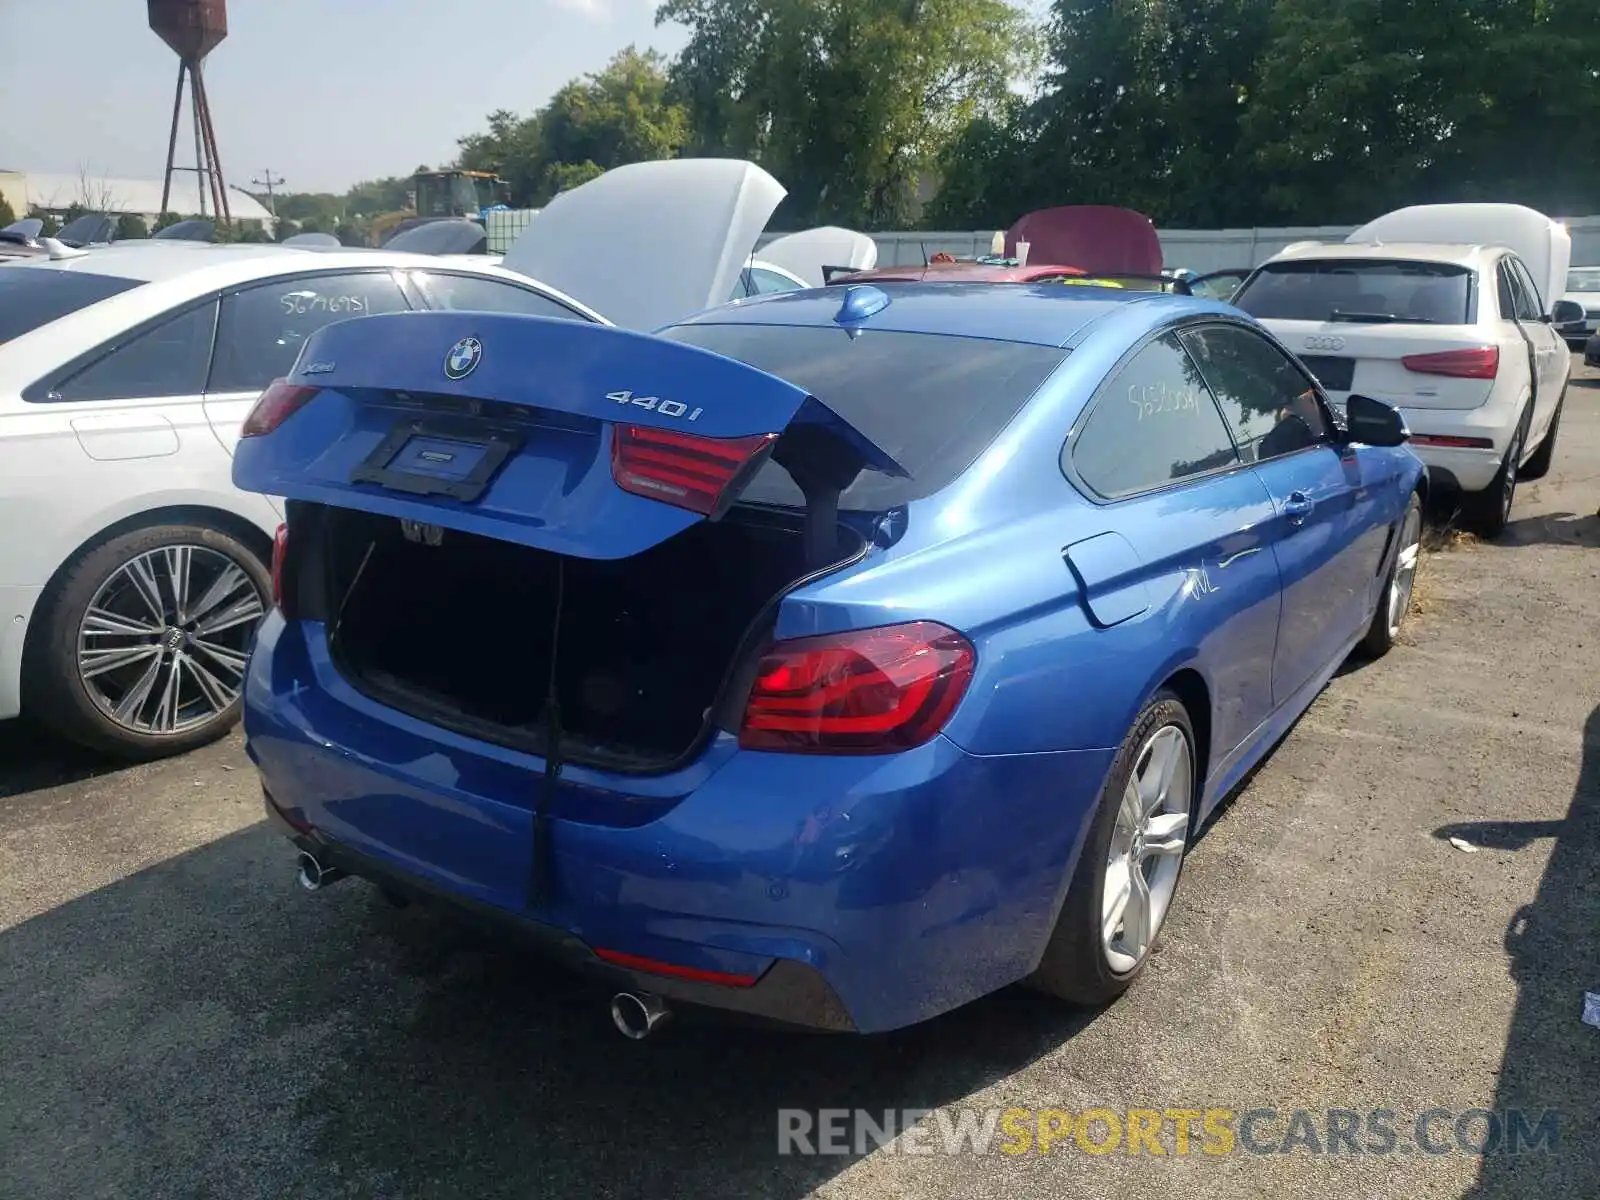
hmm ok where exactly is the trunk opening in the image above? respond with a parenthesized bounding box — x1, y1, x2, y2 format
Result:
(318, 505, 867, 772)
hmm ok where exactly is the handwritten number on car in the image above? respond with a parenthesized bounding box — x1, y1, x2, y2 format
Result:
(607, 391, 703, 422)
(1127, 382, 1200, 421)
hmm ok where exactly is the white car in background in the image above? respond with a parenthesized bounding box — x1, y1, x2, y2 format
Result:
(1559, 265, 1600, 345)
(0, 158, 793, 759)
(1232, 204, 1583, 537)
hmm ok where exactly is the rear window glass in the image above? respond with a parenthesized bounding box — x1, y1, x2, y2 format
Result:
(0, 269, 143, 343)
(660, 324, 1066, 509)
(1234, 260, 1475, 325)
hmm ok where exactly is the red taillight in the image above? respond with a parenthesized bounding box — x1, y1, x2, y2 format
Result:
(610, 424, 778, 517)
(593, 947, 757, 988)
(270, 522, 290, 613)
(739, 621, 976, 754)
(241, 378, 319, 438)
(1407, 433, 1496, 449)
(1401, 347, 1499, 379)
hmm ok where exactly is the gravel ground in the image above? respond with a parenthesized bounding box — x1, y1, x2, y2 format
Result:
(1, 359, 1597, 1199)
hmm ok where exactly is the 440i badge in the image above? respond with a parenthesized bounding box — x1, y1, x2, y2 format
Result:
(444, 336, 483, 381)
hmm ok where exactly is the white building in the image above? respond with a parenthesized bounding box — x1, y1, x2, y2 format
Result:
(0, 169, 275, 232)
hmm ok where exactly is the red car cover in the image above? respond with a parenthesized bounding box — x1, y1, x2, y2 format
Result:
(1005, 206, 1163, 276)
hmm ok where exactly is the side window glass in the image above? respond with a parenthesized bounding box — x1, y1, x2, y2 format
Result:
(1070, 333, 1240, 499)
(413, 272, 587, 319)
(1181, 324, 1333, 464)
(752, 268, 801, 294)
(1496, 262, 1520, 321)
(1510, 258, 1543, 319)
(50, 301, 217, 402)
(209, 272, 409, 393)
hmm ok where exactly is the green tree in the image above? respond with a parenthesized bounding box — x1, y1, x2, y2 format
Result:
(0, 193, 15, 227)
(660, 0, 1037, 228)
(115, 213, 149, 240)
(454, 47, 689, 206)
(29, 208, 60, 236)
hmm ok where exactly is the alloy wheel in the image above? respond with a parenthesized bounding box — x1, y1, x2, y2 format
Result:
(1386, 503, 1424, 638)
(1102, 723, 1193, 974)
(75, 545, 266, 736)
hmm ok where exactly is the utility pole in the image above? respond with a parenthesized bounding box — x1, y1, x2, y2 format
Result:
(251, 169, 285, 217)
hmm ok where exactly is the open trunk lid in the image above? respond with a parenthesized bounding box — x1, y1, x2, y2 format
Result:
(231, 311, 907, 560)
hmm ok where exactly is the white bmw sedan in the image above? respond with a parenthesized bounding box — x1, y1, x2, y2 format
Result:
(0, 242, 602, 758)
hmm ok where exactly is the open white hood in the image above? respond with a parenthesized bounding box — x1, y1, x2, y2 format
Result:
(501, 159, 786, 330)
(757, 226, 877, 287)
(1347, 204, 1572, 316)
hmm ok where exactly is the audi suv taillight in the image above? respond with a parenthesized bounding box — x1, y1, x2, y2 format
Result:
(739, 621, 976, 754)
(1401, 347, 1499, 379)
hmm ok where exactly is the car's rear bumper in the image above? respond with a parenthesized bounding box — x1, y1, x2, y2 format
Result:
(244, 613, 1116, 1033)
(1398, 403, 1520, 493)
(261, 789, 861, 1030)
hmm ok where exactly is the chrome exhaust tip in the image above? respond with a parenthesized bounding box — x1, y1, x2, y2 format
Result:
(610, 991, 670, 1040)
(296, 851, 344, 892)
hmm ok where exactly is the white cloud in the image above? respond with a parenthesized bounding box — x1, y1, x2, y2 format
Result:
(552, 0, 611, 19)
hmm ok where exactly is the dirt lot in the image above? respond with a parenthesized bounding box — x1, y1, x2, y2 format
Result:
(1, 360, 1597, 1200)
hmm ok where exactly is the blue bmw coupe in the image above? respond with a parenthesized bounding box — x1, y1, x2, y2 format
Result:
(234, 282, 1424, 1035)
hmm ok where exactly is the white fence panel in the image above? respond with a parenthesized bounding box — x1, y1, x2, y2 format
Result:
(756, 216, 1600, 274)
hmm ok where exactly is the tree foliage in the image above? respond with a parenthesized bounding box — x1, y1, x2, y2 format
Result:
(931, 0, 1600, 228)
(456, 48, 689, 205)
(659, 0, 1037, 227)
(0, 194, 14, 227)
(259, 0, 1600, 236)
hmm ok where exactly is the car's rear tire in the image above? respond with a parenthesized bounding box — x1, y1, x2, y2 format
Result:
(1359, 492, 1423, 659)
(1463, 405, 1531, 539)
(1028, 690, 1195, 1007)
(25, 523, 271, 760)
(1517, 392, 1564, 482)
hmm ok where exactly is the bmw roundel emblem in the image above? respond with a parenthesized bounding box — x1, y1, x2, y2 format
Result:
(444, 336, 482, 381)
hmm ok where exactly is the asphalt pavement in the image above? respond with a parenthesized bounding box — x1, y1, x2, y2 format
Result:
(2, 360, 1597, 1199)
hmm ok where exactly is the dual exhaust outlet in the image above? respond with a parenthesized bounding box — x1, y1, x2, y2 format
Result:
(293, 851, 672, 1039)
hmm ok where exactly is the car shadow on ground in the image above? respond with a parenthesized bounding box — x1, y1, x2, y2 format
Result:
(0, 717, 128, 800)
(1499, 510, 1600, 548)
(0, 820, 1099, 1197)
(1438, 702, 1600, 1198)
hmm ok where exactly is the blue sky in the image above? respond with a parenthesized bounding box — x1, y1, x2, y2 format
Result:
(0, 0, 687, 194)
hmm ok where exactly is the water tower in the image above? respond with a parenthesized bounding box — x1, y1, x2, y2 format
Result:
(148, 0, 232, 225)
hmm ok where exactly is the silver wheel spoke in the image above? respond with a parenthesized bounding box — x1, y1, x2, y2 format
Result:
(191, 637, 248, 678)
(184, 654, 237, 713)
(83, 606, 162, 637)
(164, 546, 194, 624)
(1102, 857, 1133, 946)
(1142, 812, 1189, 857)
(188, 565, 253, 628)
(1138, 726, 1183, 814)
(121, 556, 169, 625)
(111, 653, 165, 724)
(151, 653, 185, 732)
(1128, 870, 1152, 957)
(193, 593, 265, 638)
(81, 642, 162, 679)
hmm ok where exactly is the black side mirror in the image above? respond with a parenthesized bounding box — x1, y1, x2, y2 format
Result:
(1550, 298, 1585, 326)
(1344, 393, 1408, 447)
